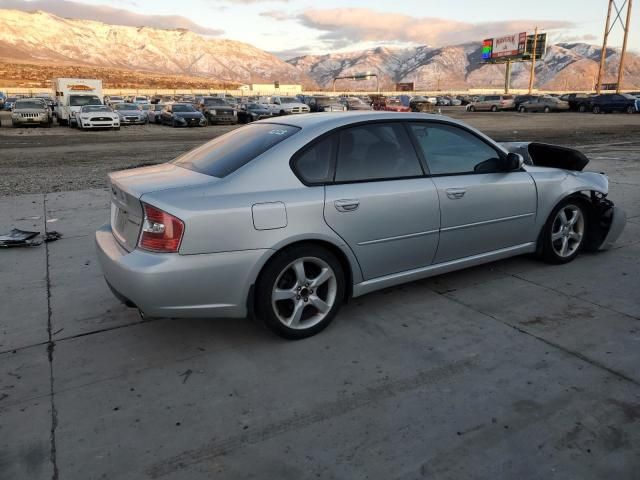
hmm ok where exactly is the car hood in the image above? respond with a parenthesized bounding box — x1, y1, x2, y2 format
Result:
(14, 108, 47, 113)
(205, 105, 233, 111)
(116, 110, 143, 115)
(248, 109, 272, 115)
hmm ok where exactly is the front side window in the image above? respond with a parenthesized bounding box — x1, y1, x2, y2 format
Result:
(334, 123, 423, 182)
(408, 123, 502, 175)
(174, 123, 299, 178)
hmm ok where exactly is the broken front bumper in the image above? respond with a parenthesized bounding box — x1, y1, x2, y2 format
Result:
(598, 205, 626, 250)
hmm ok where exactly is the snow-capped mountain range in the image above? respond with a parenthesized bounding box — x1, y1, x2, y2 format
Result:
(0, 8, 638, 91)
(288, 43, 640, 90)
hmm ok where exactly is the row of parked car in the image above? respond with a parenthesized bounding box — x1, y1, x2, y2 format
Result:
(466, 92, 640, 114)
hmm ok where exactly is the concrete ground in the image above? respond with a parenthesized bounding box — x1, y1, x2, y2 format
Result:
(1, 134, 640, 479)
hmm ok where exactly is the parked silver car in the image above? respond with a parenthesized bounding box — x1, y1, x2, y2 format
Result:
(467, 95, 515, 112)
(113, 103, 148, 125)
(97, 112, 626, 339)
(518, 96, 570, 113)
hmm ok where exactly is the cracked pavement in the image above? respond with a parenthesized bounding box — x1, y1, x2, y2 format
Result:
(1, 129, 639, 479)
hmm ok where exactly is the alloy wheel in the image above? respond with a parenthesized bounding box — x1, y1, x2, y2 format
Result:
(271, 257, 337, 330)
(551, 205, 585, 258)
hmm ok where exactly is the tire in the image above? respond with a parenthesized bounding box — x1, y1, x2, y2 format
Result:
(626, 105, 635, 114)
(490, 105, 498, 112)
(171, 119, 177, 128)
(255, 245, 346, 339)
(543, 106, 551, 113)
(468, 105, 475, 112)
(578, 104, 587, 113)
(519, 106, 526, 113)
(539, 199, 588, 264)
(592, 105, 601, 114)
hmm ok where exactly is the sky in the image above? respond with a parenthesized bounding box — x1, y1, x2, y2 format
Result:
(2, 0, 638, 58)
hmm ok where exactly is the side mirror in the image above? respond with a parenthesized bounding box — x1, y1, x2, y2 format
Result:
(505, 152, 524, 171)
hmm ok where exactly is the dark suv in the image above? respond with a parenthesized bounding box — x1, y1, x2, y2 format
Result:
(558, 93, 593, 112)
(197, 97, 237, 125)
(588, 94, 639, 114)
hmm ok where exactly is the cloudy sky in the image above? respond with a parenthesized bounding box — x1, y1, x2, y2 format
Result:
(2, 0, 638, 57)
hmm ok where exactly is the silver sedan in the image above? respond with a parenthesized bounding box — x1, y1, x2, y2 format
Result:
(96, 112, 626, 339)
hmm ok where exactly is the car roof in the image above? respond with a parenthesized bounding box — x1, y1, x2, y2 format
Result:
(258, 111, 464, 130)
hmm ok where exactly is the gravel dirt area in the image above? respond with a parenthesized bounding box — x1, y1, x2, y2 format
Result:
(1, 108, 639, 196)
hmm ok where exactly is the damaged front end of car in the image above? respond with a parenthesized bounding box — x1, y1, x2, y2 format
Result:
(502, 141, 627, 251)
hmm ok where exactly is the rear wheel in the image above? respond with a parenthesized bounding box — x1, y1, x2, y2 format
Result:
(256, 245, 345, 339)
(539, 199, 587, 264)
(592, 105, 601, 114)
(578, 104, 587, 113)
(626, 105, 635, 114)
(468, 105, 475, 112)
(519, 106, 526, 113)
(543, 106, 551, 113)
(491, 105, 498, 112)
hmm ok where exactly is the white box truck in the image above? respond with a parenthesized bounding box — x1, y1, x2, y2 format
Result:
(53, 78, 103, 126)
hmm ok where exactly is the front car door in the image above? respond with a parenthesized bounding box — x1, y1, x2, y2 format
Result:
(321, 122, 441, 280)
(407, 121, 537, 264)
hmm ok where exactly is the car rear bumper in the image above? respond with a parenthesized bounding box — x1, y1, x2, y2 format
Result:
(96, 223, 271, 318)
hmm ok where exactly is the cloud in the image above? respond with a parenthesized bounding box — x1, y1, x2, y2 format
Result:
(292, 8, 573, 48)
(0, 0, 223, 35)
(260, 10, 293, 21)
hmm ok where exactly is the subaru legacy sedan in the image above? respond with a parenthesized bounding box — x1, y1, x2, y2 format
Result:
(97, 112, 625, 339)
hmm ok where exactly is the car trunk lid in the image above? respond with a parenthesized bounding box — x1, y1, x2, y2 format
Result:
(108, 163, 216, 251)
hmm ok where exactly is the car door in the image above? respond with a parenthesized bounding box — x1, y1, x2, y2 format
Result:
(318, 122, 440, 280)
(407, 122, 537, 264)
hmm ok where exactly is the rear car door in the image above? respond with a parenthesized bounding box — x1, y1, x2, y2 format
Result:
(407, 122, 537, 263)
(318, 122, 440, 280)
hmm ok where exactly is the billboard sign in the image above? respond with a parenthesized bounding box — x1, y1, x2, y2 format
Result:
(481, 39, 493, 60)
(491, 32, 527, 59)
(395, 82, 414, 91)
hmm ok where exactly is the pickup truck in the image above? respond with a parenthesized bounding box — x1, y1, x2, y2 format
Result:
(258, 96, 310, 115)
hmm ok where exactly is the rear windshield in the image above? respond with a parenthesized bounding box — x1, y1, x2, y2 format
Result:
(174, 123, 300, 177)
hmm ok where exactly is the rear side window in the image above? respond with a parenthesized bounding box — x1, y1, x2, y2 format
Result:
(292, 136, 334, 184)
(334, 123, 423, 182)
(486, 96, 499, 101)
(174, 123, 299, 177)
(409, 123, 501, 175)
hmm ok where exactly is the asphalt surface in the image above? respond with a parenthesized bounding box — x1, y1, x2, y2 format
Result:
(1, 110, 639, 479)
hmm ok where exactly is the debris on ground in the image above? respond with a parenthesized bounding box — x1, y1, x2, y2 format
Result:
(0, 228, 62, 248)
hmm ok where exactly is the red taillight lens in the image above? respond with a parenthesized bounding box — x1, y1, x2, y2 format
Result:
(139, 203, 184, 253)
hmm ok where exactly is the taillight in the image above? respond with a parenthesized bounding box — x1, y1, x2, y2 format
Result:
(139, 203, 184, 253)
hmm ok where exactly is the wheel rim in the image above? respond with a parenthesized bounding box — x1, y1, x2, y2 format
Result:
(271, 257, 337, 330)
(551, 205, 585, 258)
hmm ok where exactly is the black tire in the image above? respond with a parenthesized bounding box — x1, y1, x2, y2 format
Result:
(538, 198, 588, 264)
(543, 106, 551, 113)
(490, 105, 498, 112)
(255, 244, 346, 339)
(519, 106, 526, 113)
(468, 105, 475, 112)
(592, 105, 601, 114)
(626, 105, 635, 114)
(578, 104, 587, 113)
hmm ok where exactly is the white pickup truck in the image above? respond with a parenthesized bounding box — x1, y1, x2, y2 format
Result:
(258, 96, 310, 115)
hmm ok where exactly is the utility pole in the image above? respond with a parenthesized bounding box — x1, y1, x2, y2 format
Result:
(616, 0, 633, 93)
(528, 26, 539, 94)
(504, 60, 512, 94)
(596, 1, 614, 94)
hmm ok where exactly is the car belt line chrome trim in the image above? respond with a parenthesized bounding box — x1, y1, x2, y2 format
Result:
(441, 212, 535, 233)
(357, 229, 440, 246)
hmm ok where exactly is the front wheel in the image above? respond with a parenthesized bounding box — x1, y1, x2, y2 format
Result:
(592, 105, 601, 114)
(491, 105, 498, 112)
(626, 105, 635, 114)
(468, 105, 475, 112)
(578, 104, 587, 113)
(519, 106, 526, 113)
(539, 200, 587, 264)
(255, 245, 346, 339)
(543, 106, 551, 113)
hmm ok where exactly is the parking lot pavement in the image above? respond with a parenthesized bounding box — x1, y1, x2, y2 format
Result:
(2, 143, 640, 479)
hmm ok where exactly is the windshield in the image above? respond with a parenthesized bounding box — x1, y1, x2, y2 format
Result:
(246, 103, 263, 110)
(279, 97, 299, 104)
(174, 123, 299, 177)
(135, 97, 147, 101)
(172, 104, 197, 112)
(69, 95, 101, 107)
(15, 101, 44, 109)
(204, 98, 227, 106)
(316, 97, 340, 106)
(140, 104, 152, 110)
(110, 96, 123, 101)
(114, 103, 139, 110)
(6, 97, 17, 102)
(621, 94, 636, 100)
(82, 105, 111, 113)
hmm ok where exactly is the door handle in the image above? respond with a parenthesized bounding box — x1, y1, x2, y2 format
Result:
(445, 188, 466, 200)
(334, 199, 360, 212)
